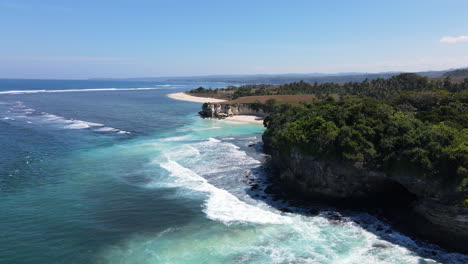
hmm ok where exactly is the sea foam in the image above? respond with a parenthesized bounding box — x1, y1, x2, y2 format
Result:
(160, 159, 289, 225)
(0, 87, 162, 95)
(2, 101, 130, 134)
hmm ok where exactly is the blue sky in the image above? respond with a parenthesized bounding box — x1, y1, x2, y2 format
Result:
(0, 0, 467, 79)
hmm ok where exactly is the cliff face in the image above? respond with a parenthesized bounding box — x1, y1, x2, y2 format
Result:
(264, 141, 468, 253)
(199, 103, 267, 119)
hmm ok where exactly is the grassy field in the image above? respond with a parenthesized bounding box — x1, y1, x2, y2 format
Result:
(225, 94, 321, 105)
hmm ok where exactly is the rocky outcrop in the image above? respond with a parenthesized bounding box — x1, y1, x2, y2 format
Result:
(264, 142, 468, 253)
(199, 103, 267, 119)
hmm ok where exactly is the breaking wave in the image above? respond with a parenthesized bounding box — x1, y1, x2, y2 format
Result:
(0, 87, 161, 95)
(1, 101, 130, 134)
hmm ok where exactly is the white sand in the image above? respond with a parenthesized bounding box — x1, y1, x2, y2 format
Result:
(224, 115, 264, 125)
(167, 92, 227, 103)
(167, 92, 264, 125)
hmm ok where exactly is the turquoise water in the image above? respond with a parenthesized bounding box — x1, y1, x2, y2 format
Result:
(0, 80, 466, 264)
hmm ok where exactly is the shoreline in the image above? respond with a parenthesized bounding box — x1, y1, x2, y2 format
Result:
(167, 92, 264, 125)
(167, 92, 227, 103)
(223, 115, 263, 125)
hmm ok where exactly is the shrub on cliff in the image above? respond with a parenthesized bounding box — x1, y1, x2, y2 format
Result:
(263, 91, 468, 203)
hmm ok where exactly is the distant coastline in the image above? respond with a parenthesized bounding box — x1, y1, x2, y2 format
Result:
(167, 92, 264, 125)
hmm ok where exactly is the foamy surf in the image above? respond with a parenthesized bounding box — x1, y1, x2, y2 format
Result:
(0, 87, 161, 95)
(139, 133, 468, 263)
(1, 101, 130, 134)
(160, 159, 289, 225)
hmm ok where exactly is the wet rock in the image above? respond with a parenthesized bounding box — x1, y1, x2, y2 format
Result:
(279, 208, 292, 213)
(309, 209, 319, 215)
(326, 212, 345, 223)
(264, 185, 280, 195)
(372, 243, 389, 249)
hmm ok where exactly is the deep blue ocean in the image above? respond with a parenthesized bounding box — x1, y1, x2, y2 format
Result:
(0, 79, 467, 264)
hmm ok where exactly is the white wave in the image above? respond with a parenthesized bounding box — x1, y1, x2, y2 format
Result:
(64, 120, 103, 129)
(2, 101, 130, 134)
(0, 87, 160, 95)
(160, 160, 289, 225)
(95, 127, 119, 132)
(160, 135, 191, 142)
(207, 137, 221, 143)
(2, 117, 14, 120)
(188, 138, 260, 175)
(163, 146, 200, 160)
(94, 126, 130, 134)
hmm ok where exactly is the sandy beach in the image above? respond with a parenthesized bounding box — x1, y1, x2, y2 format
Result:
(224, 115, 264, 125)
(167, 92, 227, 103)
(167, 92, 264, 125)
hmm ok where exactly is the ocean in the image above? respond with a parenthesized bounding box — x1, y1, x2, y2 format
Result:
(0, 79, 466, 264)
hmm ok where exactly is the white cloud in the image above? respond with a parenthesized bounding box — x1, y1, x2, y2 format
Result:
(440, 35, 468, 44)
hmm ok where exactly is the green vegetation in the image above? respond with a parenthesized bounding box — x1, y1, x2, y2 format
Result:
(264, 91, 468, 204)
(189, 73, 468, 100)
(252, 73, 467, 98)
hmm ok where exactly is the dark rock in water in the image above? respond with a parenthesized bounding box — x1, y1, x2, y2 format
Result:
(264, 185, 280, 195)
(289, 199, 307, 207)
(372, 243, 389, 249)
(376, 226, 384, 231)
(325, 212, 345, 223)
(261, 196, 267, 199)
(254, 194, 259, 197)
(248, 143, 255, 147)
(309, 209, 319, 215)
(251, 184, 259, 190)
(279, 208, 292, 213)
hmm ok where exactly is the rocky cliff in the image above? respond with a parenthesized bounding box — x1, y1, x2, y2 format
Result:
(199, 103, 267, 119)
(263, 140, 468, 253)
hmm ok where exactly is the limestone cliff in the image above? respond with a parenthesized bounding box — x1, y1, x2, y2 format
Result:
(199, 103, 267, 119)
(263, 140, 468, 253)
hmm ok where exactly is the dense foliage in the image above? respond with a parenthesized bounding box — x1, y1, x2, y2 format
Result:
(263, 91, 468, 203)
(244, 74, 468, 99)
(190, 73, 468, 100)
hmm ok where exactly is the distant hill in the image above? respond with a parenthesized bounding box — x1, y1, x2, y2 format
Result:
(90, 67, 467, 85)
(443, 69, 468, 77)
(165, 70, 456, 84)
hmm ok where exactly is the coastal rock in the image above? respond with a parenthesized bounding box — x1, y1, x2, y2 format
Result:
(199, 103, 266, 119)
(263, 140, 468, 253)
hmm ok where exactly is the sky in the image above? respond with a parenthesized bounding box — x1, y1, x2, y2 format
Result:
(0, 0, 467, 79)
